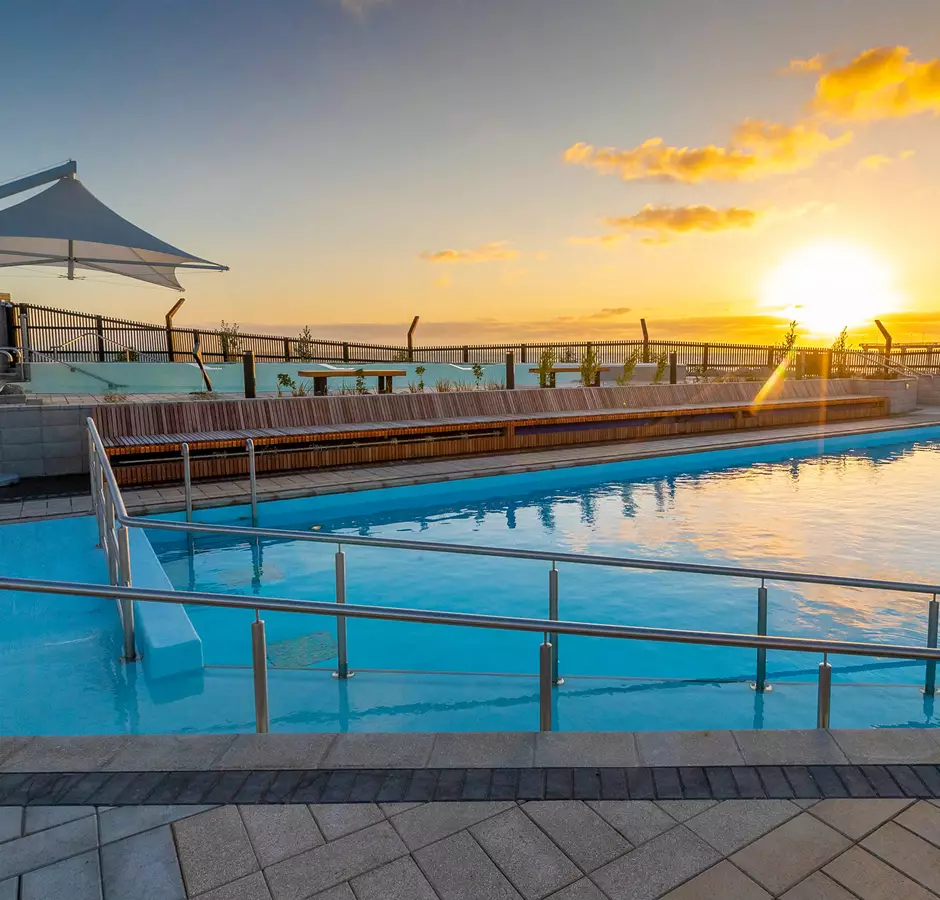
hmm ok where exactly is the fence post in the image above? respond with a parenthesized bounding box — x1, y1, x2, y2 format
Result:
(117, 525, 137, 661)
(251, 614, 270, 733)
(243, 351, 257, 399)
(817, 655, 832, 728)
(641, 318, 649, 363)
(342, 342, 350, 363)
(823, 349, 833, 380)
(766, 346, 775, 368)
(669, 352, 678, 384)
(505, 351, 515, 390)
(520, 343, 527, 364)
(95, 315, 106, 362)
(701, 343, 709, 373)
(283, 338, 291, 362)
(925, 596, 938, 696)
(333, 547, 352, 679)
(539, 639, 553, 731)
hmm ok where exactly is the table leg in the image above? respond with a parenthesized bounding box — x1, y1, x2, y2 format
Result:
(314, 376, 327, 396)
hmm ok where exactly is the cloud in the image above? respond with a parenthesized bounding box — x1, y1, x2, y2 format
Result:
(564, 119, 850, 184)
(855, 150, 916, 172)
(587, 307, 632, 320)
(572, 204, 760, 246)
(420, 241, 519, 264)
(781, 53, 832, 75)
(812, 46, 940, 120)
(336, 0, 389, 19)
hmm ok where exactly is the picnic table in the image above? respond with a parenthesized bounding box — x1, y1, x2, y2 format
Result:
(527, 365, 614, 387)
(298, 369, 406, 395)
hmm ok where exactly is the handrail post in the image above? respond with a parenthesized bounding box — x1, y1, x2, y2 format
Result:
(752, 583, 770, 693)
(117, 525, 136, 661)
(333, 547, 352, 679)
(104, 490, 117, 585)
(247, 439, 258, 526)
(817, 654, 832, 728)
(549, 565, 562, 685)
(539, 639, 553, 730)
(251, 613, 270, 733)
(925, 596, 939, 696)
(181, 443, 193, 523)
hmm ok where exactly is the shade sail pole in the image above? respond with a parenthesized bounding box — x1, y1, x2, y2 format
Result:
(0, 161, 76, 202)
(67, 239, 74, 280)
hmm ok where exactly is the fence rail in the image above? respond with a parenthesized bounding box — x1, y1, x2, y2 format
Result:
(6, 302, 939, 373)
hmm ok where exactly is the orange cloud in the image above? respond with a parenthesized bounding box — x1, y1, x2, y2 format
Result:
(420, 241, 519, 264)
(781, 53, 831, 75)
(855, 150, 915, 172)
(564, 119, 850, 184)
(812, 46, 940, 120)
(572, 204, 760, 246)
(587, 307, 632, 320)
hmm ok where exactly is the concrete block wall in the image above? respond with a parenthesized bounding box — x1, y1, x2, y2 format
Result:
(0, 404, 94, 477)
(916, 375, 940, 406)
(853, 378, 918, 414)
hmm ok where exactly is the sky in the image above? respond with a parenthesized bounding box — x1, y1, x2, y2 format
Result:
(2, 0, 939, 346)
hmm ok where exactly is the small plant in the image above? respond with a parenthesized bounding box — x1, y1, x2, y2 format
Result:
(471, 363, 485, 387)
(536, 346, 556, 388)
(393, 349, 410, 362)
(831, 326, 851, 378)
(653, 351, 668, 384)
(415, 365, 426, 391)
(616, 350, 639, 385)
(296, 325, 315, 362)
(219, 320, 242, 360)
(484, 379, 506, 390)
(560, 345, 576, 363)
(435, 378, 453, 392)
(355, 369, 368, 394)
(276, 373, 296, 397)
(124, 348, 140, 362)
(453, 380, 475, 391)
(775, 319, 799, 367)
(407, 381, 421, 393)
(579, 345, 600, 386)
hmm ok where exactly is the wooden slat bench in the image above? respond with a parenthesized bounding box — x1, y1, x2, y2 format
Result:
(93, 381, 890, 486)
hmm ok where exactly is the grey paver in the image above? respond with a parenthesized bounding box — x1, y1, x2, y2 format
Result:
(21, 848, 101, 900)
(351, 856, 438, 900)
(192, 871, 272, 900)
(215, 733, 336, 770)
(733, 729, 848, 765)
(0, 810, 20, 844)
(0, 878, 16, 900)
(523, 801, 631, 872)
(829, 729, 940, 764)
(656, 801, 717, 823)
(308, 886, 355, 900)
(0, 738, 31, 768)
(544, 879, 607, 900)
(173, 806, 258, 896)
(414, 829, 522, 900)
(390, 801, 513, 851)
(100, 824, 185, 900)
(429, 732, 534, 767)
(99, 804, 214, 845)
(533, 733, 638, 767)
(264, 821, 406, 900)
(809, 798, 913, 840)
(730, 813, 850, 895)
(0, 814, 98, 880)
(824, 845, 936, 900)
(23, 805, 95, 834)
(585, 801, 675, 846)
(896, 800, 940, 849)
(239, 805, 323, 867)
(104, 734, 237, 771)
(321, 733, 434, 768)
(635, 730, 744, 766)
(2, 735, 129, 772)
(683, 800, 801, 855)
(591, 825, 721, 900)
(379, 802, 425, 817)
(861, 820, 940, 894)
(470, 807, 588, 899)
(660, 860, 771, 900)
(310, 803, 384, 841)
(779, 871, 857, 900)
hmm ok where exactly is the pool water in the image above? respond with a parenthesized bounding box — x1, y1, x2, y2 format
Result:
(144, 425, 940, 734)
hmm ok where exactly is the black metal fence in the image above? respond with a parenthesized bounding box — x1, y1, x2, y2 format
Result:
(7, 302, 939, 374)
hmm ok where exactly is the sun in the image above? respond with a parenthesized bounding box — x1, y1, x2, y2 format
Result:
(761, 241, 902, 336)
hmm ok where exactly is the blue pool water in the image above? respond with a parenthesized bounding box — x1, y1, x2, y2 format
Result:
(2, 425, 939, 735)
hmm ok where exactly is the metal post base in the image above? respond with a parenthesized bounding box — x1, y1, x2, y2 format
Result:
(332, 670, 355, 679)
(748, 682, 773, 692)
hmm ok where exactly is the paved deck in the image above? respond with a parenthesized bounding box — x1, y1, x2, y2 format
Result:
(1, 730, 939, 899)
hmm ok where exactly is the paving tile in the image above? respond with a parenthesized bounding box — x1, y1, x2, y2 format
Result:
(390, 801, 513, 851)
(635, 731, 744, 766)
(429, 732, 534, 767)
(100, 824, 185, 900)
(351, 855, 438, 900)
(861, 820, 940, 894)
(308, 886, 354, 900)
(896, 799, 940, 848)
(173, 806, 259, 896)
(0, 878, 16, 900)
(585, 800, 675, 846)
(23, 805, 94, 834)
(533, 733, 638, 767)
(414, 829, 522, 900)
(659, 860, 771, 900)
(468, 807, 579, 899)
(778, 871, 857, 900)
(239, 805, 323, 867)
(215, 733, 336, 770)
(591, 825, 721, 900)
(0, 814, 98, 880)
(0, 738, 31, 769)
(655, 800, 717, 822)
(379, 801, 425, 817)
(264, 821, 406, 900)
(830, 729, 940, 764)
(683, 799, 800, 855)
(824, 845, 936, 900)
(21, 848, 100, 900)
(0, 810, 20, 844)
(2, 735, 129, 772)
(730, 813, 850, 895)
(193, 871, 272, 900)
(733, 730, 848, 765)
(523, 801, 631, 872)
(808, 798, 913, 840)
(310, 803, 384, 841)
(99, 804, 214, 845)
(321, 733, 434, 768)
(544, 879, 607, 900)
(104, 734, 237, 771)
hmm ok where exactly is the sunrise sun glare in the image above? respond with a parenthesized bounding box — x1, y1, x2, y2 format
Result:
(762, 242, 901, 336)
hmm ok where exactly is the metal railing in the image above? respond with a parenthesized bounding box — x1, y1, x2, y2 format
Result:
(84, 418, 940, 732)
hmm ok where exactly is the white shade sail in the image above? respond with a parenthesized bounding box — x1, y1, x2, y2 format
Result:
(0, 174, 227, 290)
